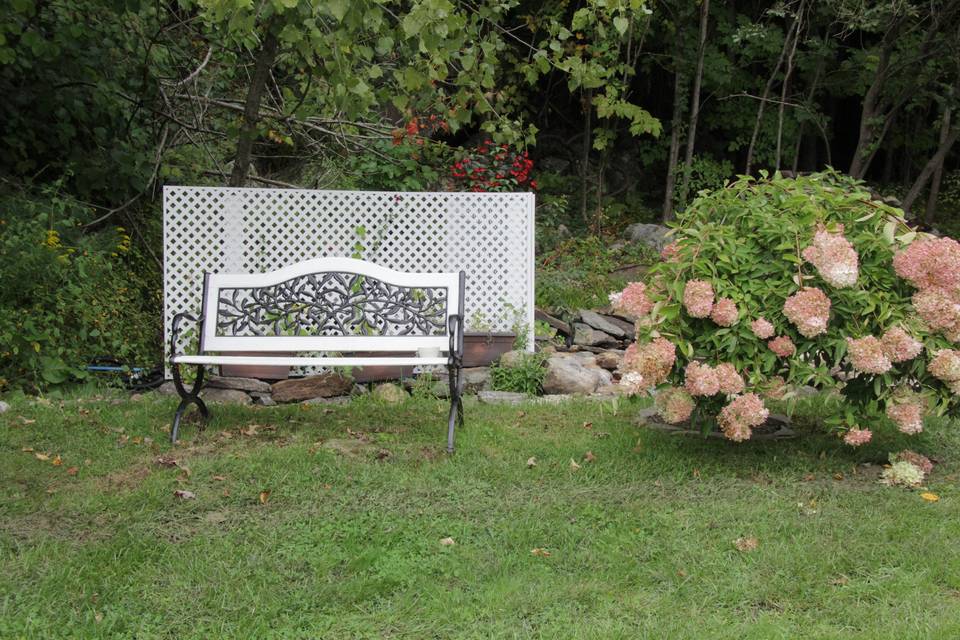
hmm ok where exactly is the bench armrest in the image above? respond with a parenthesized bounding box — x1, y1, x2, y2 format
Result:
(447, 314, 464, 364)
(170, 312, 202, 362)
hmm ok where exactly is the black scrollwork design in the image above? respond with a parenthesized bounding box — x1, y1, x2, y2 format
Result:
(215, 272, 448, 338)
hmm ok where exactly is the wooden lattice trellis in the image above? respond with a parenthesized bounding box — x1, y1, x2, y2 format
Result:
(163, 187, 535, 376)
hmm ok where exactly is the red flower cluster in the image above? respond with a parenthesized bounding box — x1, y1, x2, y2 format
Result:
(450, 140, 536, 192)
(392, 114, 450, 146)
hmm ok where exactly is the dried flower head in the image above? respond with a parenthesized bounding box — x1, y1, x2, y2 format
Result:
(715, 363, 745, 395)
(843, 427, 872, 447)
(622, 338, 677, 387)
(801, 226, 859, 288)
(845, 336, 893, 375)
(893, 450, 933, 475)
(717, 393, 769, 442)
(750, 317, 775, 340)
(660, 241, 681, 262)
(880, 327, 923, 363)
(710, 298, 739, 327)
(615, 282, 654, 317)
(683, 280, 715, 318)
(880, 460, 925, 488)
(684, 361, 720, 397)
(783, 287, 831, 338)
(655, 386, 695, 424)
(768, 335, 796, 358)
(619, 371, 646, 396)
(893, 236, 960, 291)
(886, 401, 924, 435)
(928, 349, 960, 384)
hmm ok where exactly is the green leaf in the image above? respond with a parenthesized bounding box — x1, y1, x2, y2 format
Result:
(613, 16, 629, 36)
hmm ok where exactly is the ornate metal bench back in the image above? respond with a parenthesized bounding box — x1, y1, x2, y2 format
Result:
(199, 258, 463, 353)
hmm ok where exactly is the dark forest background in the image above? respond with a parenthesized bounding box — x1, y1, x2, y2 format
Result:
(2, 0, 959, 388)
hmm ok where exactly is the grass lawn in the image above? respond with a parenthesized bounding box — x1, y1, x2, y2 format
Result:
(2, 389, 959, 639)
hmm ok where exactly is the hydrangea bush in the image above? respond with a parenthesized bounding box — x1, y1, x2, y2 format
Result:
(612, 170, 959, 444)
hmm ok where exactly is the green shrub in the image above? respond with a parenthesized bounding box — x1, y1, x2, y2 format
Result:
(617, 170, 957, 444)
(536, 236, 657, 313)
(490, 352, 547, 395)
(0, 190, 161, 390)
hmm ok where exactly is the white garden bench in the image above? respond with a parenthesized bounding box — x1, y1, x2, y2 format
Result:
(169, 257, 466, 451)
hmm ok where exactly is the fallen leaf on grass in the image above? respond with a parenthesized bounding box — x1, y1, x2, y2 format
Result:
(240, 424, 260, 437)
(439, 537, 456, 546)
(51, 454, 62, 466)
(803, 473, 816, 481)
(259, 490, 271, 504)
(212, 475, 226, 481)
(94, 612, 103, 623)
(19, 416, 36, 425)
(921, 492, 940, 502)
(35, 452, 50, 461)
(582, 421, 593, 430)
(21, 446, 33, 452)
(734, 537, 759, 552)
(526, 456, 537, 468)
(831, 575, 850, 586)
(173, 490, 196, 500)
(569, 459, 581, 471)
(155, 456, 179, 468)
(531, 548, 551, 557)
(833, 472, 844, 481)
(66, 467, 79, 476)
(584, 451, 596, 463)
(375, 449, 391, 460)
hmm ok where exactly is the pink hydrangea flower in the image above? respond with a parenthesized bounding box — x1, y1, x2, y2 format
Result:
(928, 349, 960, 384)
(660, 241, 681, 262)
(886, 401, 924, 435)
(880, 327, 923, 363)
(912, 287, 960, 336)
(843, 428, 873, 447)
(715, 363, 745, 395)
(894, 450, 933, 475)
(801, 226, 859, 288)
(614, 282, 654, 317)
(622, 338, 677, 387)
(783, 287, 831, 338)
(718, 393, 769, 442)
(768, 335, 796, 358)
(893, 236, 960, 291)
(684, 361, 720, 397)
(683, 280, 714, 318)
(655, 386, 695, 424)
(619, 371, 646, 396)
(710, 298, 739, 327)
(761, 375, 787, 399)
(845, 336, 892, 375)
(750, 317, 775, 339)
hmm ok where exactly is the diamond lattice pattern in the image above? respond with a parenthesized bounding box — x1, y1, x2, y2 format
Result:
(164, 187, 534, 377)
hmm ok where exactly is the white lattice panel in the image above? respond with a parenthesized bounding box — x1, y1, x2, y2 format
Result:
(163, 187, 535, 376)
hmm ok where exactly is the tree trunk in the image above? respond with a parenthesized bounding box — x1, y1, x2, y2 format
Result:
(580, 89, 592, 222)
(678, 0, 709, 208)
(925, 104, 953, 224)
(745, 15, 797, 175)
(902, 125, 959, 213)
(775, 1, 803, 171)
(662, 67, 685, 221)
(229, 31, 279, 187)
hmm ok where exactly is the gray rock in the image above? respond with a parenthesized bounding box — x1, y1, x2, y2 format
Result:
(373, 382, 407, 403)
(624, 223, 671, 250)
(572, 323, 618, 347)
(200, 387, 252, 405)
(498, 350, 527, 368)
(431, 381, 451, 399)
(462, 367, 491, 394)
(301, 396, 351, 405)
(271, 373, 354, 403)
(595, 350, 623, 370)
(542, 355, 612, 395)
(0, 400, 8, 413)
(478, 390, 528, 404)
(598, 314, 636, 336)
(254, 395, 277, 406)
(579, 310, 628, 338)
(156, 381, 178, 395)
(207, 375, 272, 394)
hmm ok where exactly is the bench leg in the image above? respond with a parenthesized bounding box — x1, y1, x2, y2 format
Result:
(170, 362, 210, 443)
(446, 364, 464, 453)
